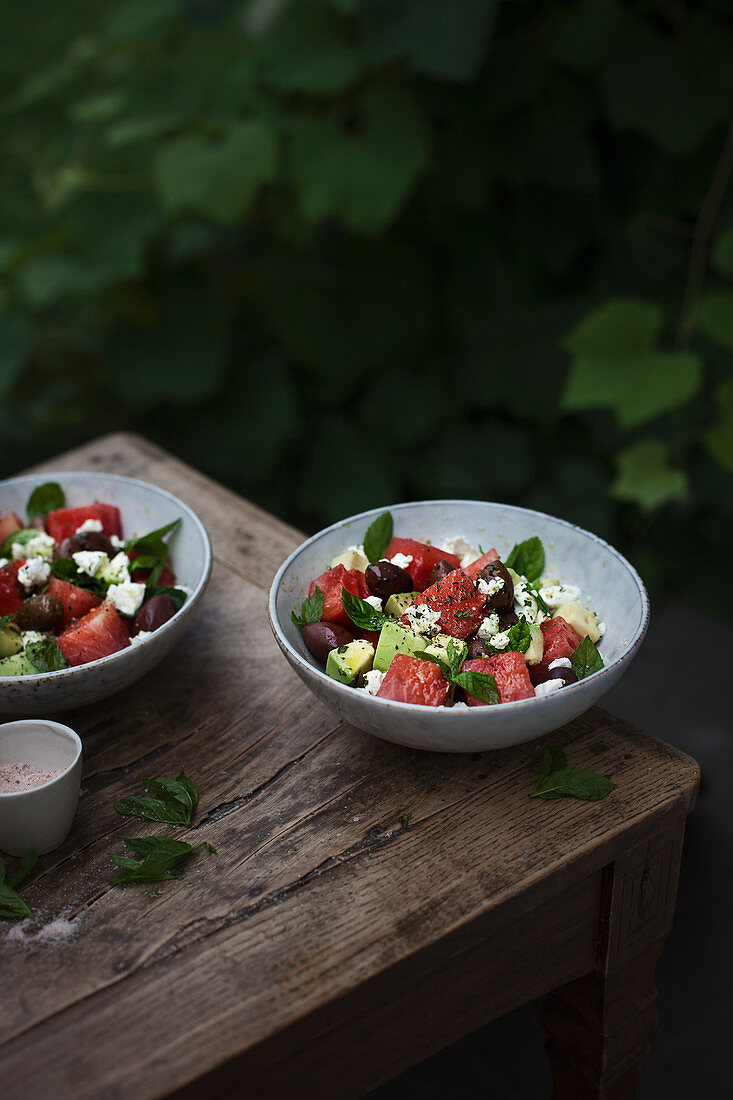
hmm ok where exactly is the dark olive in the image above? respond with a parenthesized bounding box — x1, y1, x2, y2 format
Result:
(498, 609, 519, 630)
(425, 559, 458, 587)
(302, 621, 354, 664)
(529, 664, 579, 688)
(478, 560, 514, 612)
(133, 594, 177, 635)
(28, 516, 46, 530)
(15, 594, 64, 632)
(77, 531, 116, 555)
(54, 536, 78, 560)
(365, 561, 414, 600)
(466, 636, 492, 660)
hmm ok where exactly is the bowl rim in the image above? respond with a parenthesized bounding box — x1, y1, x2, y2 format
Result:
(0, 718, 82, 797)
(268, 498, 650, 716)
(0, 471, 212, 682)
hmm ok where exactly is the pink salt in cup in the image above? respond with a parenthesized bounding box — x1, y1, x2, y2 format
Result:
(0, 720, 82, 857)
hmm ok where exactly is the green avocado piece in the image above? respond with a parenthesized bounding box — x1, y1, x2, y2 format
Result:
(326, 639, 375, 686)
(373, 619, 427, 673)
(525, 623, 544, 665)
(0, 623, 23, 659)
(384, 591, 421, 618)
(0, 651, 40, 677)
(423, 633, 458, 663)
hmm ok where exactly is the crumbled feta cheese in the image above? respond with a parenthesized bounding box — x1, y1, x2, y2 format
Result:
(347, 544, 365, 557)
(403, 602, 441, 637)
(450, 701, 470, 710)
(364, 595, 383, 612)
(598, 621, 607, 637)
(548, 657, 572, 670)
(13, 532, 55, 562)
(21, 630, 46, 645)
(534, 678, 564, 697)
(359, 669, 385, 696)
(389, 553, 413, 571)
(477, 612, 501, 642)
(72, 550, 108, 578)
(110, 534, 124, 549)
(0, 558, 7, 569)
(17, 557, 51, 591)
(477, 575, 504, 597)
(75, 518, 103, 535)
(489, 631, 509, 650)
(99, 551, 131, 585)
(106, 582, 145, 617)
(538, 583, 582, 611)
(443, 535, 480, 569)
(130, 630, 153, 645)
(513, 581, 548, 625)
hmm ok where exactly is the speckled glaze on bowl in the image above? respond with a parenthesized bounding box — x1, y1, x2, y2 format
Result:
(0, 473, 211, 716)
(269, 500, 650, 753)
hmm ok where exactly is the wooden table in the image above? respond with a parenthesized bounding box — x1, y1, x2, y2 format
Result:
(0, 434, 699, 1100)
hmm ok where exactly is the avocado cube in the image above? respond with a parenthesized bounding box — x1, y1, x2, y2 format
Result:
(0, 651, 40, 677)
(331, 548, 369, 572)
(524, 623, 544, 665)
(326, 639, 375, 686)
(553, 600, 602, 644)
(0, 623, 23, 660)
(373, 619, 427, 672)
(423, 633, 458, 663)
(384, 591, 421, 618)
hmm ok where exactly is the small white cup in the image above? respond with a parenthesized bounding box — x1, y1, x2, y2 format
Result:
(0, 720, 82, 856)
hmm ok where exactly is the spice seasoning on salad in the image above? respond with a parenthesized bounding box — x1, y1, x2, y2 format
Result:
(0, 762, 61, 792)
(292, 512, 606, 709)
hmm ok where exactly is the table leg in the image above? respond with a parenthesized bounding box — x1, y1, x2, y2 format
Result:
(541, 816, 687, 1099)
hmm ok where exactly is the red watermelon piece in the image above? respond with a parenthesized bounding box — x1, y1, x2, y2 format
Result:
(377, 653, 449, 707)
(462, 652, 535, 704)
(47, 503, 123, 543)
(47, 577, 103, 629)
(0, 561, 25, 617)
(462, 548, 499, 581)
(539, 617, 582, 673)
(57, 601, 130, 667)
(308, 564, 370, 628)
(0, 513, 23, 545)
(405, 569, 486, 639)
(384, 537, 461, 591)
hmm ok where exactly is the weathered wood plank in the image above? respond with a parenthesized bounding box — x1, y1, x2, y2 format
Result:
(0, 434, 700, 1100)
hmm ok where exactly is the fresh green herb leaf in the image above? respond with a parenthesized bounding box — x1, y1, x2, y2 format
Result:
(291, 585, 324, 628)
(414, 650, 453, 681)
(123, 520, 181, 559)
(0, 528, 42, 558)
(505, 616, 532, 654)
(0, 614, 15, 632)
(27, 482, 65, 520)
(50, 557, 107, 594)
(399, 813, 412, 828)
(363, 511, 393, 564)
(0, 853, 37, 921)
(147, 586, 188, 611)
(446, 639, 468, 681)
(531, 745, 615, 801)
(108, 836, 208, 885)
(569, 635, 604, 680)
(340, 589, 389, 631)
(506, 537, 545, 584)
(455, 669, 500, 705)
(114, 772, 199, 825)
(25, 639, 68, 673)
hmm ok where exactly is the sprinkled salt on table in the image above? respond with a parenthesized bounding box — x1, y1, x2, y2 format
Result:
(0, 762, 60, 793)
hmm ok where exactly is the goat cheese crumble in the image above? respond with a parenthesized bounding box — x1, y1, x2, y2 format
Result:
(106, 582, 146, 617)
(364, 595, 383, 612)
(389, 553, 413, 571)
(18, 557, 51, 590)
(403, 602, 441, 637)
(72, 550, 108, 578)
(75, 518, 104, 535)
(13, 532, 55, 561)
(359, 669, 385, 696)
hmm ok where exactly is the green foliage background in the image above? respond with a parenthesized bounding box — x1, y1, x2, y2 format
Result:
(1, 0, 732, 609)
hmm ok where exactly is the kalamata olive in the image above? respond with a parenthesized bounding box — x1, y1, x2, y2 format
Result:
(529, 664, 579, 687)
(478, 560, 514, 612)
(28, 516, 46, 530)
(302, 621, 354, 664)
(466, 636, 492, 660)
(365, 561, 413, 600)
(425, 559, 458, 587)
(77, 531, 116, 555)
(15, 593, 64, 632)
(498, 609, 519, 630)
(133, 594, 177, 635)
(54, 536, 78, 560)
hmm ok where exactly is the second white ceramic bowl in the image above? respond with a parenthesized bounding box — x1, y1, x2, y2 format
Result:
(0, 473, 211, 715)
(269, 500, 650, 752)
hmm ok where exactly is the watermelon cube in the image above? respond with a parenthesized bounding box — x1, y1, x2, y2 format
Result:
(377, 653, 449, 706)
(462, 652, 535, 704)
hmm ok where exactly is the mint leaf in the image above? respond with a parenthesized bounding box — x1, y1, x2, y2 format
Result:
(506, 616, 532, 654)
(108, 836, 208, 885)
(505, 537, 545, 583)
(25, 639, 68, 673)
(114, 772, 199, 826)
(8, 851, 38, 889)
(531, 745, 615, 801)
(0, 614, 15, 631)
(446, 638, 468, 680)
(569, 635, 604, 680)
(363, 511, 393, 563)
(27, 481, 65, 520)
(0, 853, 37, 920)
(340, 589, 389, 630)
(50, 557, 107, 594)
(455, 669, 500, 705)
(291, 585, 324, 628)
(124, 520, 180, 586)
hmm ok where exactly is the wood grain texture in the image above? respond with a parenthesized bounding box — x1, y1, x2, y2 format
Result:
(0, 433, 700, 1100)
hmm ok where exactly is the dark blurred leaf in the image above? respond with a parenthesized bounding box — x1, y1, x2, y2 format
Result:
(695, 292, 733, 353)
(713, 227, 733, 280)
(256, 1, 361, 93)
(705, 382, 733, 470)
(361, 0, 497, 83)
(611, 439, 688, 511)
(289, 84, 429, 234)
(299, 416, 399, 521)
(551, 0, 620, 72)
(0, 314, 32, 399)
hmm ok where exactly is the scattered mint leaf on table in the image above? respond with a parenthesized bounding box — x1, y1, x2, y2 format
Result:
(570, 636, 604, 680)
(340, 590, 389, 630)
(531, 747, 615, 802)
(114, 771, 199, 825)
(291, 585, 324, 628)
(399, 813, 412, 829)
(363, 511, 393, 563)
(0, 852, 38, 920)
(505, 537, 545, 584)
(27, 482, 65, 520)
(108, 836, 210, 885)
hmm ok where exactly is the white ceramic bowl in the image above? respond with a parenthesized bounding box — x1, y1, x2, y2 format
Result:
(269, 500, 650, 753)
(0, 473, 211, 715)
(0, 719, 82, 855)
